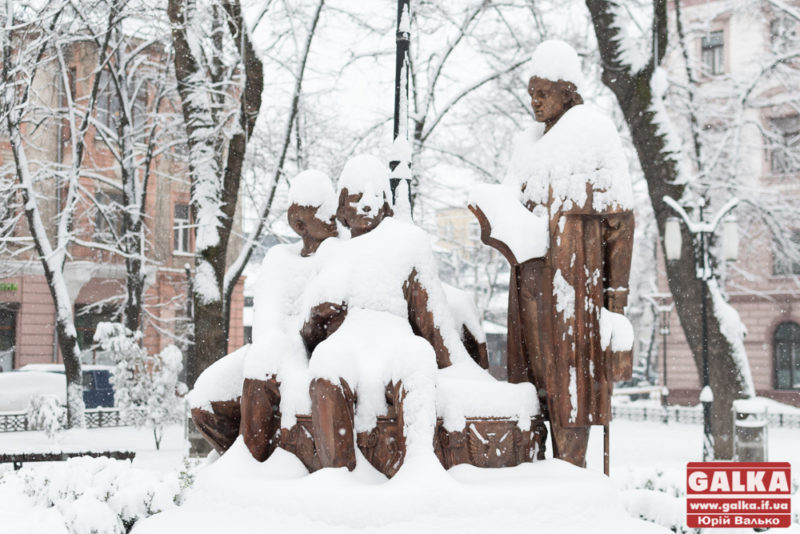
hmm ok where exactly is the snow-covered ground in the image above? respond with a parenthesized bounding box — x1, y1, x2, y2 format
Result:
(0, 420, 797, 534)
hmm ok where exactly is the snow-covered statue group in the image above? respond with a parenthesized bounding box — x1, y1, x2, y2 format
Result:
(189, 39, 634, 476)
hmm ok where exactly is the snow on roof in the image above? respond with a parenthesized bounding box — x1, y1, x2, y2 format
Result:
(288, 169, 337, 221)
(528, 39, 585, 93)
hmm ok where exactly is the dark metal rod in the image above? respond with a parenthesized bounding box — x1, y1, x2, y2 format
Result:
(393, 0, 410, 141)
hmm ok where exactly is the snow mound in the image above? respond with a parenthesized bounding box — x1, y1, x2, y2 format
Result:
(436, 362, 539, 431)
(337, 153, 391, 202)
(599, 308, 634, 352)
(468, 183, 549, 263)
(288, 169, 336, 221)
(442, 284, 486, 344)
(132, 454, 670, 534)
(504, 105, 633, 215)
(187, 345, 247, 411)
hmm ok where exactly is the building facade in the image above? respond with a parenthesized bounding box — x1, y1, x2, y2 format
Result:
(659, 0, 800, 406)
(0, 39, 245, 372)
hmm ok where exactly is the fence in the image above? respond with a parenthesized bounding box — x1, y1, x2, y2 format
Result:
(0, 408, 129, 432)
(612, 405, 800, 429)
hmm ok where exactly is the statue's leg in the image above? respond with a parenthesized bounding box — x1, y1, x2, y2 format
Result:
(191, 398, 241, 454)
(240, 376, 281, 462)
(549, 422, 590, 468)
(310, 377, 356, 470)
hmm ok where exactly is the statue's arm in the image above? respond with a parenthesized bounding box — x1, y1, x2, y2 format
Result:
(467, 204, 519, 266)
(403, 269, 453, 369)
(300, 301, 348, 355)
(603, 211, 635, 313)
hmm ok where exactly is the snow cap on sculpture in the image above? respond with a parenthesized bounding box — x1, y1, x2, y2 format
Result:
(338, 154, 391, 200)
(289, 169, 337, 222)
(528, 39, 585, 94)
(337, 154, 393, 230)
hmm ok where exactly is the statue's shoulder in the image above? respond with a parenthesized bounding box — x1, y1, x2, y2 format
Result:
(559, 105, 619, 140)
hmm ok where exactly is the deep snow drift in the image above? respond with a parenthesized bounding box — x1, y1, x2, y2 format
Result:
(131, 437, 669, 534)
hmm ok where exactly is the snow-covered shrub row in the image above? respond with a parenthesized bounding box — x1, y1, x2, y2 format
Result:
(14, 456, 193, 534)
(26, 394, 65, 439)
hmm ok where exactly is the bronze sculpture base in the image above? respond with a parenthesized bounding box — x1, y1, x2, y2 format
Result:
(282, 414, 547, 477)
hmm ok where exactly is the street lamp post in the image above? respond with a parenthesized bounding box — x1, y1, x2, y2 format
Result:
(645, 294, 673, 420)
(662, 195, 739, 461)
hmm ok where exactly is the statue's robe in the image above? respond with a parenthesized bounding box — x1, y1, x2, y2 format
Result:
(504, 105, 635, 430)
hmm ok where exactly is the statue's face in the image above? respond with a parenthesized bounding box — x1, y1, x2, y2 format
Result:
(338, 188, 387, 237)
(287, 204, 337, 241)
(528, 76, 568, 125)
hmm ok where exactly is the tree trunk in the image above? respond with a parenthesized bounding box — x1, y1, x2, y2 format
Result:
(168, 0, 263, 387)
(586, 0, 751, 459)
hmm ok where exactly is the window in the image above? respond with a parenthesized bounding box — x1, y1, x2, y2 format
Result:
(0, 303, 17, 372)
(774, 322, 800, 390)
(770, 115, 800, 174)
(96, 70, 121, 133)
(773, 230, 800, 275)
(74, 304, 114, 358)
(173, 203, 191, 253)
(701, 31, 725, 75)
(770, 16, 798, 53)
(94, 189, 124, 243)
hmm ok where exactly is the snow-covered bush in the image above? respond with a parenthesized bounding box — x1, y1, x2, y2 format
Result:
(95, 323, 187, 450)
(17, 456, 183, 534)
(26, 394, 65, 439)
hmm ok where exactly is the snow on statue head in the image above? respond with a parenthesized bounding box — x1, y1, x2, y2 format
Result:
(287, 169, 338, 257)
(526, 40, 584, 133)
(336, 154, 393, 237)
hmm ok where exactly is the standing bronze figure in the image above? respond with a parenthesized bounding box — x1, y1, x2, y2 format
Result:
(470, 40, 635, 468)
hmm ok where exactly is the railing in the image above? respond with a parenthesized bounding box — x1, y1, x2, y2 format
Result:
(612, 405, 800, 429)
(0, 408, 129, 432)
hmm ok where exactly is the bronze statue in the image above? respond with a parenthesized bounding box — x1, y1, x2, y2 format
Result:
(470, 40, 635, 468)
(192, 156, 546, 476)
(190, 170, 338, 459)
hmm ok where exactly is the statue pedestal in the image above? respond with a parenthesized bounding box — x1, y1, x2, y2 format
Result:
(281, 414, 547, 477)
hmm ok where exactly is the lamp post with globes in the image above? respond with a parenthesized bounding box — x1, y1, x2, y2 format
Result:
(662, 195, 739, 461)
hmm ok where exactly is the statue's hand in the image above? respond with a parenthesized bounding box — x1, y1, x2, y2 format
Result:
(301, 301, 348, 354)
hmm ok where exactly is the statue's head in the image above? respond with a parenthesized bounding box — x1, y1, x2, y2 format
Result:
(287, 169, 337, 252)
(526, 40, 584, 131)
(336, 154, 393, 237)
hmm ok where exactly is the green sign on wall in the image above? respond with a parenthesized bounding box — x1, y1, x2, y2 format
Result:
(0, 282, 18, 291)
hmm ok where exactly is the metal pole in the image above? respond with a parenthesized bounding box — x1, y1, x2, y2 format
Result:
(603, 424, 610, 476)
(699, 204, 714, 461)
(389, 0, 413, 212)
(392, 0, 410, 142)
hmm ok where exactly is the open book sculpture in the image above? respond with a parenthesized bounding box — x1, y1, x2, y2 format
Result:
(190, 156, 545, 478)
(469, 40, 635, 467)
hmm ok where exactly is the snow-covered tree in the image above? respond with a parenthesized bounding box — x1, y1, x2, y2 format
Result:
(583, 0, 800, 457)
(95, 322, 186, 450)
(26, 394, 65, 439)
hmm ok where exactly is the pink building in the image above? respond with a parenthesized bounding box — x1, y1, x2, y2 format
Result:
(659, 0, 800, 407)
(0, 39, 245, 372)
